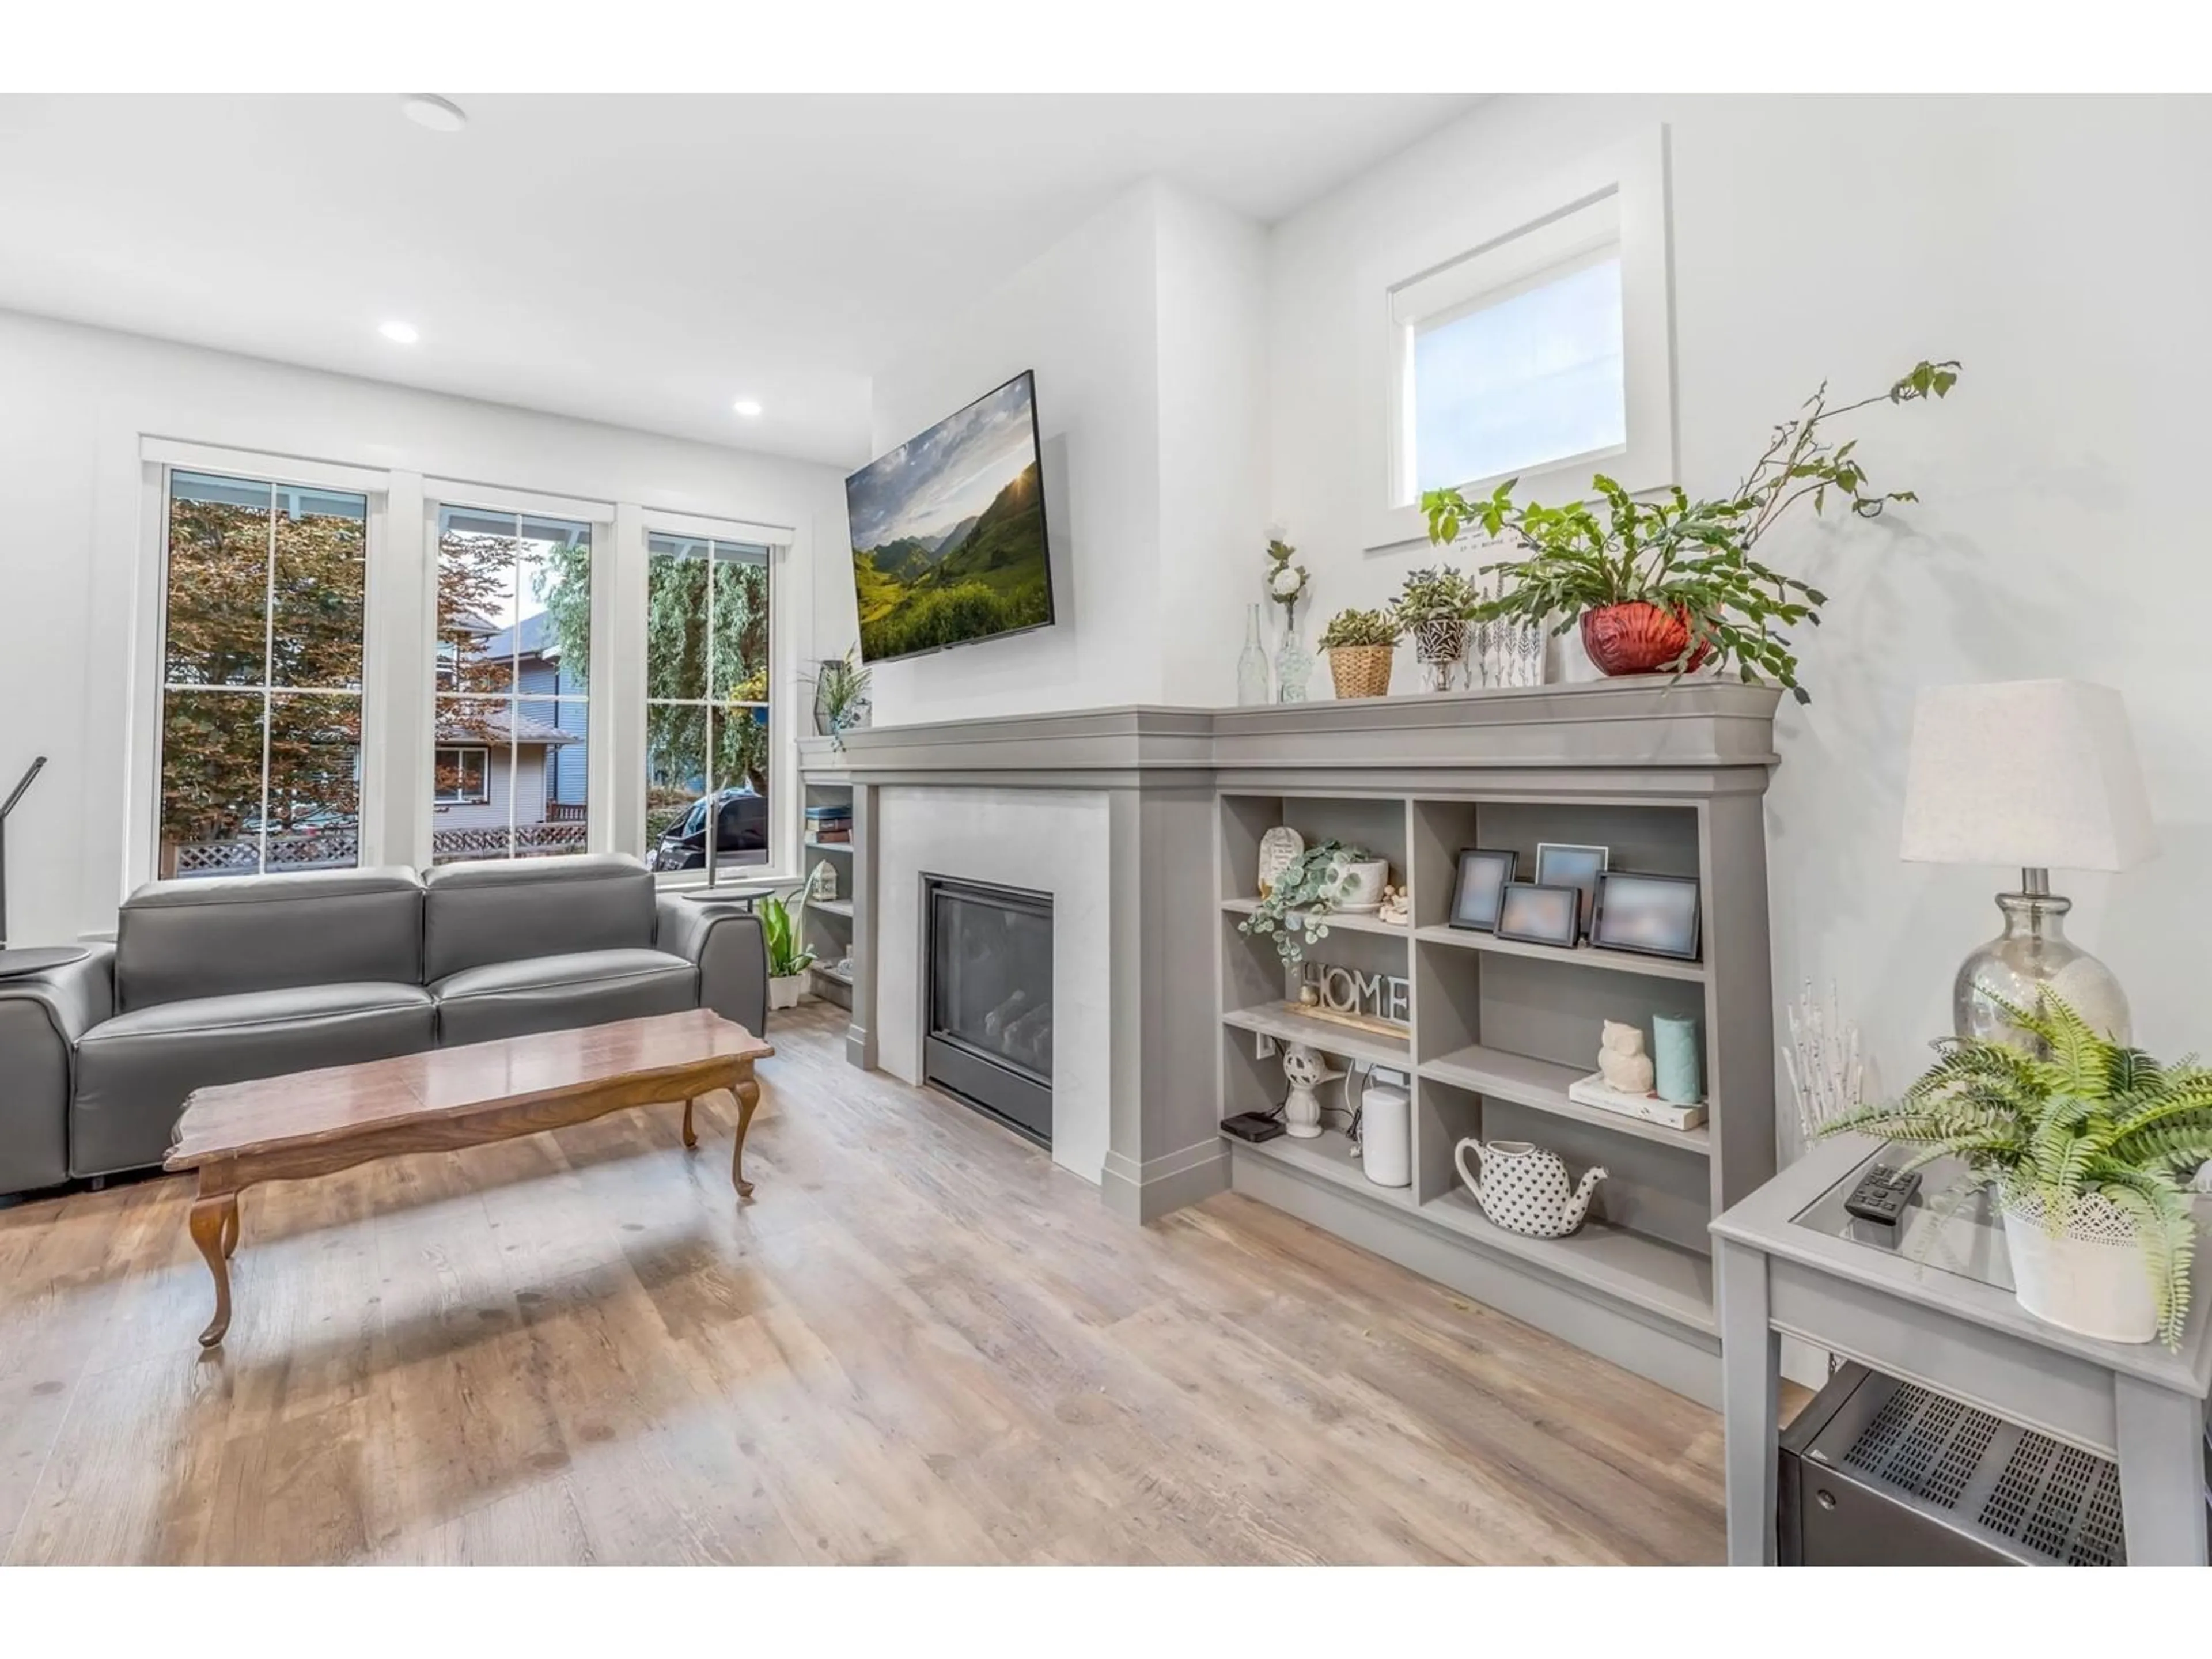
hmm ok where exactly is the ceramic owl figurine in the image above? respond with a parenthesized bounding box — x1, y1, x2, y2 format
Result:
(1597, 1020, 1655, 1094)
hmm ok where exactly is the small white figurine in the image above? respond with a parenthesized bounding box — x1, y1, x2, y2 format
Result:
(1282, 1042, 1330, 1139)
(1377, 883, 1410, 927)
(810, 858, 839, 903)
(1597, 1020, 1656, 1094)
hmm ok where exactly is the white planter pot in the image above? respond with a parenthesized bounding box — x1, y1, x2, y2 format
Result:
(1331, 857, 1391, 912)
(768, 974, 806, 1012)
(2001, 1193, 2160, 1344)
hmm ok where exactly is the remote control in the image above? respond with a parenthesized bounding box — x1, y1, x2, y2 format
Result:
(1844, 1163, 1922, 1225)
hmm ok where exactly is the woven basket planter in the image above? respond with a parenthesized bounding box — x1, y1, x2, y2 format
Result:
(1327, 643, 1395, 699)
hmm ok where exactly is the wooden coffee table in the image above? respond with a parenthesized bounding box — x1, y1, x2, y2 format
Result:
(164, 1008, 774, 1349)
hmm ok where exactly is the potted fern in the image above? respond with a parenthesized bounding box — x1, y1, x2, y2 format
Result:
(1317, 608, 1400, 699)
(1819, 991, 2212, 1347)
(759, 889, 816, 1011)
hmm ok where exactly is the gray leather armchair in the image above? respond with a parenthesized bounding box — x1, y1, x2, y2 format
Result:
(0, 853, 767, 1195)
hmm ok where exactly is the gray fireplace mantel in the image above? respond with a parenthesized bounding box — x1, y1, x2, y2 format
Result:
(797, 679, 1780, 789)
(798, 679, 1782, 1234)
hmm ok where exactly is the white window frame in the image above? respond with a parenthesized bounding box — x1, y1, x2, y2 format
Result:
(134, 438, 392, 884)
(632, 507, 796, 889)
(419, 480, 615, 871)
(123, 440, 806, 899)
(432, 745, 490, 805)
(1358, 127, 1676, 552)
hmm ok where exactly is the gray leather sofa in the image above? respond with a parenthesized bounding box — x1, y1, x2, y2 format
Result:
(0, 853, 767, 1195)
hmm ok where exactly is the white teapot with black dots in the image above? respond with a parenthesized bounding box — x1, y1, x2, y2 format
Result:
(1454, 1139, 1605, 1238)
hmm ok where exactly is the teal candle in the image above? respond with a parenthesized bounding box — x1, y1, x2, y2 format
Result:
(1653, 1014, 1703, 1105)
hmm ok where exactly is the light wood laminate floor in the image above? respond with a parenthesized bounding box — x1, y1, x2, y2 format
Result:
(0, 1003, 1726, 1565)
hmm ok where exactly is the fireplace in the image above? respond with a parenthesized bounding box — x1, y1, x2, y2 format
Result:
(924, 876, 1052, 1145)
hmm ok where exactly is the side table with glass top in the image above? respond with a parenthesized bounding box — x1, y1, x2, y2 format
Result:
(1711, 1132, 2212, 1566)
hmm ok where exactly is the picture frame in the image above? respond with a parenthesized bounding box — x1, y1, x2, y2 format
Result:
(1448, 848, 1518, 933)
(1495, 881, 1581, 949)
(1591, 870, 1702, 961)
(1535, 842, 1608, 941)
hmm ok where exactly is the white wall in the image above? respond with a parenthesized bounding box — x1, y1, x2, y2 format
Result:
(1154, 186, 1270, 709)
(1267, 94, 2212, 1101)
(844, 180, 1268, 724)
(0, 308, 846, 943)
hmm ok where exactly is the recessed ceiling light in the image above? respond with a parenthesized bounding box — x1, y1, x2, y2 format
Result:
(400, 94, 468, 134)
(379, 320, 421, 345)
(732, 399, 764, 418)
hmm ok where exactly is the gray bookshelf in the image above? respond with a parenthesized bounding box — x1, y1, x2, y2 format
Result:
(800, 780, 855, 1010)
(1217, 766, 1775, 1408)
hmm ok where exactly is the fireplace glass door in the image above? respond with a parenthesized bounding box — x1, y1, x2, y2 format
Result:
(925, 877, 1052, 1144)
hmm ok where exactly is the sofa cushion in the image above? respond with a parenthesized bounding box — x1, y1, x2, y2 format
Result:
(116, 866, 425, 1012)
(421, 854, 656, 983)
(431, 948, 698, 1047)
(71, 982, 436, 1178)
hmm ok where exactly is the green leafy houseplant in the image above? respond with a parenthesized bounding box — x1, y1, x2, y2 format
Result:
(1818, 991, 2212, 1348)
(1419, 360, 1961, 704)
(758, 892, 816, 981)
(1240, 839, 1372, 966)
(1317, 608, 1400, 650)
(1389, 566, 1482, 628)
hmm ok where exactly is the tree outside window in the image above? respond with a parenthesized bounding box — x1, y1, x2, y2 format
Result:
(157, 471, 366, 878)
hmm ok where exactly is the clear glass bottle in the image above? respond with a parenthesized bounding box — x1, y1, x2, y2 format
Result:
(1274, 612, 1313, 704)
(1955, 873, 2131, 1048)
(1236, 603, 1270, 706)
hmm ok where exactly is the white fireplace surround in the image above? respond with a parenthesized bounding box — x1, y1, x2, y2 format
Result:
(875, 785, 1111, 1184)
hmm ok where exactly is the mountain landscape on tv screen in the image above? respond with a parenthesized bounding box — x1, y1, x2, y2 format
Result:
(846, 376, 1051, 661)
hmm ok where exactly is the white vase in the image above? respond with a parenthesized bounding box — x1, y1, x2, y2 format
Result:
(1331, 857, 1391, 912)
(768, 974, 806, 1012)
(2001, 1192, 2160, 1344)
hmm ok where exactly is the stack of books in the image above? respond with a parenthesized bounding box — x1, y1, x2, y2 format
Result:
(806, 803, 853, 845)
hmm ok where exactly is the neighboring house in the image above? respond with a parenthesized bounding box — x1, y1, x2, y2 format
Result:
(436, 611, 588, 850)
(169, 608, 587, 877)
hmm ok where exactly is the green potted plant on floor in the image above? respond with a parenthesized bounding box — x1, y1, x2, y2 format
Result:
(1817, 989, 2212, 1348)
(1317, 607, 1401, 699)
(759, 889, 817, 1011)
(1420, 360, 1961, 704)
(1389, 566, 1483, 692)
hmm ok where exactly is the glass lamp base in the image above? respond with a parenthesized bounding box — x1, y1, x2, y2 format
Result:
(1955, 887, 2130, 1048)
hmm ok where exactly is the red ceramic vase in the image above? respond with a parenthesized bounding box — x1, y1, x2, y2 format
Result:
(1580, 602, 1710, 677)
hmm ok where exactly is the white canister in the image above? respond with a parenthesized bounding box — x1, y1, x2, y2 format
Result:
(1361, 1080, 1411, 1188)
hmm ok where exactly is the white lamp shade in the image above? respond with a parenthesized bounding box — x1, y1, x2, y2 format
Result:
(1899, 680, 2157, 871)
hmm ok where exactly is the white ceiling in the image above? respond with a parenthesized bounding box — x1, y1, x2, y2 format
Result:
(0, 94, 1476, 466)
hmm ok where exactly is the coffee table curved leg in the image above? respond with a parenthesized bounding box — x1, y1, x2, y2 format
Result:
(681, 1094, 698, 1150)
(730, 1071, 760, 1198)
(188, 1193, 237, 1347)
(219, 1197, 240, 1260)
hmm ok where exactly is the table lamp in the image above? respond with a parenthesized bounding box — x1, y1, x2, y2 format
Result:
(1899, 680, 2157, 1045)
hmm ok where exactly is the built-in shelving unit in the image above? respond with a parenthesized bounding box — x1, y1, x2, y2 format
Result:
(800, 781, 855, 1010)
(1215, 766, 1774, 1408)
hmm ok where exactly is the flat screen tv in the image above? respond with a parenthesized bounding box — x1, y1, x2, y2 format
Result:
(844, 370, 1053, 664)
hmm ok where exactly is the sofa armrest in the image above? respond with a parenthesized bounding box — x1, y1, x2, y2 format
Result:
(656, 897, 768, 1038)
(0, 945, 115, 1193)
